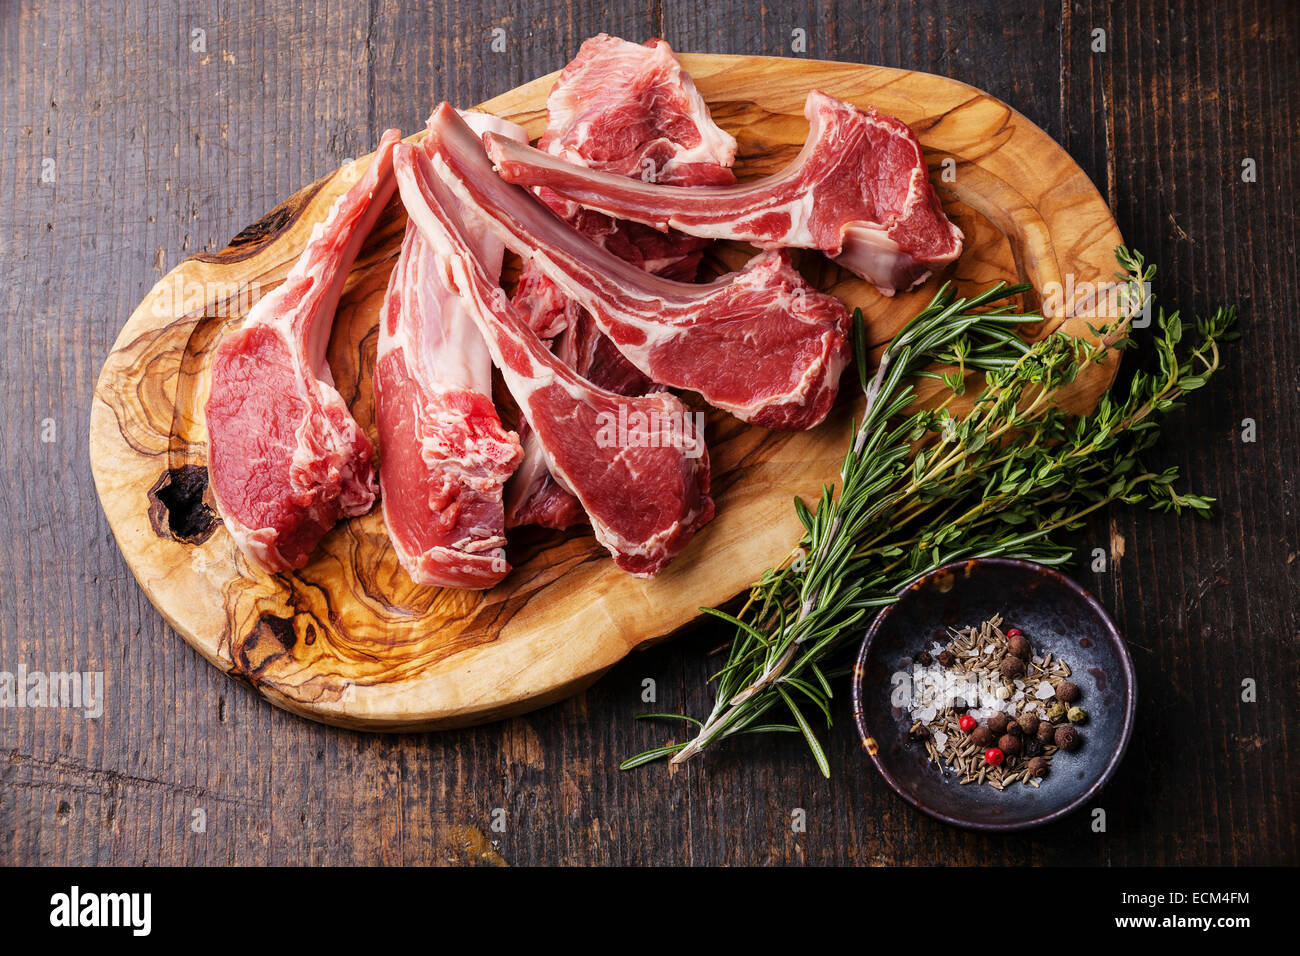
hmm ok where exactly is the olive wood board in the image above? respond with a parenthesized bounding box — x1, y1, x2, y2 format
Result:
(89, 54, 1124, 730)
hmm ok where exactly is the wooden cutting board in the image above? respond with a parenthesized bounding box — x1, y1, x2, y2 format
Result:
(89, 54, 1124, 731)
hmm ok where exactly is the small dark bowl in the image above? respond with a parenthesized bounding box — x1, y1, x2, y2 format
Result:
(850, 558, 1135, 831)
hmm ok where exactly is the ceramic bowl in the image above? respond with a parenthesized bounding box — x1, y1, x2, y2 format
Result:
(850, 557, 1136, 831)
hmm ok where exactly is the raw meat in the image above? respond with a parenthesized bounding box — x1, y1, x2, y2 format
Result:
(502, 426, 586, 531)
(514, 214, 713, 343)
(394, 139, 714, 576)
(504, 308, 658, 530)
(424, 104, 851, 431)
(205, 129, 401, 573)
(507, 34, 735, 529)
(374, 113, 527, 589)
(512, 259, 577, 340)
(537, 33, 737, 192)
(487, 90, 965, 295)
(516, 33, 736, 339)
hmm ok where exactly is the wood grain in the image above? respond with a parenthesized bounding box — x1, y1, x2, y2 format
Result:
(89, 55, 1123, 730)
(2, 0, 1295, 866)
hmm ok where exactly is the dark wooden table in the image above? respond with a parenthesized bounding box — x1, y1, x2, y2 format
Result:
(2, 0, 1296, 866)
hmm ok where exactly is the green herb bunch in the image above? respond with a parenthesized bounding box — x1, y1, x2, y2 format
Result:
(624, 248, 1237, 774)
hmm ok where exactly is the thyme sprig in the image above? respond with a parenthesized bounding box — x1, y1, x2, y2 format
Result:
(623, 248, 1237, 774)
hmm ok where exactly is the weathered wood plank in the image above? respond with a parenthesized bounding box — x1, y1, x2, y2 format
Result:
(0, 0, 1295, 866)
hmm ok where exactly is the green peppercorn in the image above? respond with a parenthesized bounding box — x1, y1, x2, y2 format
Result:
(1067, 706, 1088, 724)
(1046, 701, 1068, 723)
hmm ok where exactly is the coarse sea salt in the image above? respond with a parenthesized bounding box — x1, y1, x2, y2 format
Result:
(1035, 681, 1055, 700)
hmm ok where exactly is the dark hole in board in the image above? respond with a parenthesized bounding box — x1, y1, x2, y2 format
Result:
(233, 613, 298, 679)
(258, 613, 298, 651)
(148, 465, 218, 544)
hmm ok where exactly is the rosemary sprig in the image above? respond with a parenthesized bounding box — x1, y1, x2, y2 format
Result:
(623, 248, 1237, 774)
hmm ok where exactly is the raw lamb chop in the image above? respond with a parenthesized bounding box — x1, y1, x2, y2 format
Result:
(394, 140, 714, 576)
(487, 90, 965, 295)
(205, 129, 401, 573)
(507, 33, 737, 529)
(424, 104, 851, 431)
(538, 33, 737, 192)
(374, 113, 528, 589)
